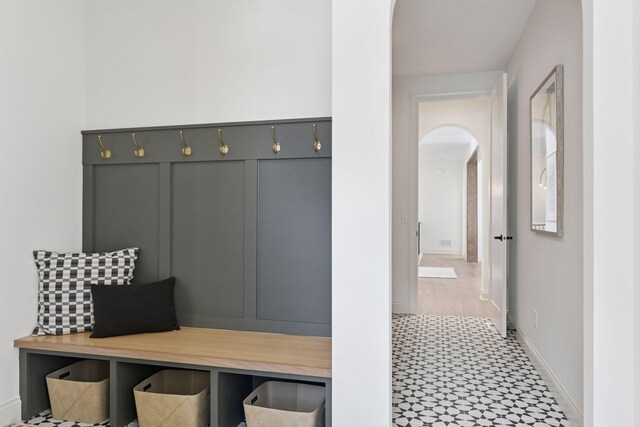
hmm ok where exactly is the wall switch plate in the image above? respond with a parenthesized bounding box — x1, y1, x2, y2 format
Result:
(534, 310, 538, 328)
(401, 212, 408, 224)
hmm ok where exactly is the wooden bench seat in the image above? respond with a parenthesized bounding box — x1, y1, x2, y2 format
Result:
(14, 327, 332, 378)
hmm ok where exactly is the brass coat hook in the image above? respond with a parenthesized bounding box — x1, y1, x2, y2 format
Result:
(97, 135, 111, 160)
(179, 130, 192, 157)
(312, 124, 321, 153)
(131, 133, 145, 158)
(271, 126, 281, 154)
(217, 129, 229, 155)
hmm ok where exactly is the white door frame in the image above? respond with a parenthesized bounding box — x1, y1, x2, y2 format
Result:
(407, 91, 490, 314)
(488, 73, 509, 338)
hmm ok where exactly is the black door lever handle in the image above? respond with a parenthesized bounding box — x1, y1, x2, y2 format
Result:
(494, 235, 514, 241)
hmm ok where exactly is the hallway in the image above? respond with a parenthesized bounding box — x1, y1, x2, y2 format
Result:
(392, 315, 570, 427)
(418, 254, 491, 317)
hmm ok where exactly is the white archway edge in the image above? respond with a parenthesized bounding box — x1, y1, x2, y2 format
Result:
(332, 0, 395, 426)
(419, 123, 481, 146)
(588, 0, 639, 426)
(331, 0, 640, 425)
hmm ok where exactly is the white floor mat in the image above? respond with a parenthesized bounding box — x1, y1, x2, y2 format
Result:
(419, 266, 457, 279)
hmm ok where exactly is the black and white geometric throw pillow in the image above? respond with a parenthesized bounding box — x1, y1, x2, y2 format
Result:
(32, 248, 138, 336)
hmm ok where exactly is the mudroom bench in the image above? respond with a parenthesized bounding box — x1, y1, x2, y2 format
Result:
(14, 327, 332, 427)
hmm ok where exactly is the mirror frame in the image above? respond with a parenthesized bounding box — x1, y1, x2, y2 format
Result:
(530, 65, 564, 236)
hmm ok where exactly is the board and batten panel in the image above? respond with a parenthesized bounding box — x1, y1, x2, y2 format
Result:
(93, 164, 159, 284)
(257, 158, 331, 324)
(171, 161, 246, 323)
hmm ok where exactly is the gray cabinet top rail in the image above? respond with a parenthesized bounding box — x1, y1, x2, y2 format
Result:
(82, 117, 332, 165)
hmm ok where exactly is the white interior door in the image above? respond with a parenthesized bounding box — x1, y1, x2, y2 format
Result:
(489, 73, 509, 338)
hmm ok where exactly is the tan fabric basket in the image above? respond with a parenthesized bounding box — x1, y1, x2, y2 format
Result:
(45, 360, 110, 424)
(133, 370, 210, 427)
(243, 381, 325, 427)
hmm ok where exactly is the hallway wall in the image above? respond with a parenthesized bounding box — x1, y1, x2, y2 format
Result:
(418, 155, 464, 254)
(506, 0, 583, 418)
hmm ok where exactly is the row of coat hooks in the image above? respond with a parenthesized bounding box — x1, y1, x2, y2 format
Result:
(97, 124, 322, 160)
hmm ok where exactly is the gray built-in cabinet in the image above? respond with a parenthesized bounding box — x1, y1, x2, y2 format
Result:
(82, 118, 332, 336)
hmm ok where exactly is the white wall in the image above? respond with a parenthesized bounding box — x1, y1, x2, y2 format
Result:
(588, 0, 640, 425)
(333, 0, 393, 424)
(477, 159, 484, 261)
(418, 155, 464, 254)
(506, 0, 584, 419)
(0, 1, 85, 423)
(85, 0, 331, 129)
(635, 4, 640, 427)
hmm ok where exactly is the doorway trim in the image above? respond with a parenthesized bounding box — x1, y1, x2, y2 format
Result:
(466, 147, 480, 262)
(407, 92, 490, 314)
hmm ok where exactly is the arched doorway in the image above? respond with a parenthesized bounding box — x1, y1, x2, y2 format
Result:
(389, 1, 584, 426)
(416, 124, 489, 317)
(418, 125, 480, 262)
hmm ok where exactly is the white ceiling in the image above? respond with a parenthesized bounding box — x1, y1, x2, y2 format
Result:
(393, 0, 538, 77)
(420, 126, 476, 160)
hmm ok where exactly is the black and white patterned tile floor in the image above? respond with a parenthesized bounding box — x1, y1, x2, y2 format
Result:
(22, 410, 219, 427)
(24, 410, 110, 427)
(393, 315, 570, 427)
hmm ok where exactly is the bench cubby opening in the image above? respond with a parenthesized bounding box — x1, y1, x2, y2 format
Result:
(19, 350, 107, 421)
(215, 370, 331, 427)
(111, 361, 197, 427)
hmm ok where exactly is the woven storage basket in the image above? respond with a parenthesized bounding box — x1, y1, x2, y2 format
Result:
(134, 370, 210, 427)
(243, 381, 325, 427)
(46, 360, 109, 424)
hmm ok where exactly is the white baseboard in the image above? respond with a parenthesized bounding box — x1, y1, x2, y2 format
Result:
(508, 316, 583, 427)
(0, 397, 21, 425)
(423, 250, 462, 255)
(392, 302, 410, 314)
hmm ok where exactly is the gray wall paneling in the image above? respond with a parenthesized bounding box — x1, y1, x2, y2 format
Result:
(257, 158, 332, 324)
(92, 163, 160, 284)
(172, 161, 246, 321)
(82, 118, 331, 336)
(244, 160, 258, 321)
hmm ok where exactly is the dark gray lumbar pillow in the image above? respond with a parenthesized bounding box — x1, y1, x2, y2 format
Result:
(32, 248, 139, 336)
(90, 277, 180, 338)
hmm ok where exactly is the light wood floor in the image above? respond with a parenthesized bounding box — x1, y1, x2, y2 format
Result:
(418, 253, 492, 317)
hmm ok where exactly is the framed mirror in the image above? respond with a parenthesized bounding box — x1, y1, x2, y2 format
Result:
(530, 65, 564, 236)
